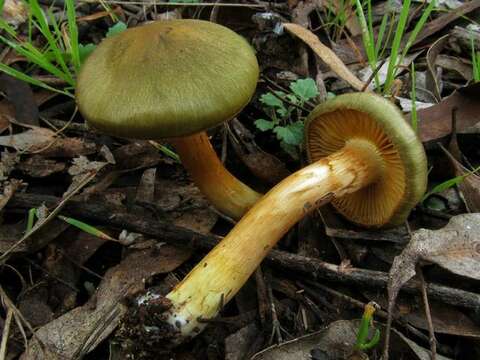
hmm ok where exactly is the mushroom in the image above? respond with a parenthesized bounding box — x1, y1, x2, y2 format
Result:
(163, 92, 427, 340)
(76, 19, 261, 220)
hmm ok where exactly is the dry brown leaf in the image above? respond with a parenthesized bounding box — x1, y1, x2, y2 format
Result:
(389, 213, 480, 303)
(0, 128, 55, 152)
(413, 83, 480, 145)
(282, 23, 366, 91)
(22, 245, 191, 359)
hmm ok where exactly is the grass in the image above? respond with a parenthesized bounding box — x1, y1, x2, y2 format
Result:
(470, 32, 480, 82)
(0, 0, 80, 97)
(354, 0, 436, 94)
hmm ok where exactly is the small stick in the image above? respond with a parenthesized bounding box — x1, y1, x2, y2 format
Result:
(417, 265, 437, 360)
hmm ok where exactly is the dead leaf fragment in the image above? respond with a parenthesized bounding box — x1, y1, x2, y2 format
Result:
(282, 23, 366, 91)
(414, 83, 480, 145)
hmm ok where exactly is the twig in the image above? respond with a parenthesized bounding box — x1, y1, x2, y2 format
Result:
(0, 308, 13, 360)
(417, 265, 437, 360)
(7, 193, 480, 310)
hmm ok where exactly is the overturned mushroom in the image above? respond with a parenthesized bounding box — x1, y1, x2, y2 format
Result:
(76, 19, 261, 220)
(163, 93, 428, 340)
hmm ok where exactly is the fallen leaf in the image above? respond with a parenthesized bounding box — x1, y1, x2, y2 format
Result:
(0, 178, 23, 211)
(18, 155, 66, 178)
(414, 83, 480, 145)
(0, 127, 55, 152)
(22, 245, 191, 359)
(0, 74, 39, 126)
(388, 213, 480, 308)
(282, 23, 366, 91)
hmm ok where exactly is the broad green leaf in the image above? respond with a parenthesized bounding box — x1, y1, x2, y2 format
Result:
(290, 78, 319, 101)
(254, 118, 275, 131)
(106, 21, 127, 37)
(273, 121, 304, 145)
(260, 92, 284, 108)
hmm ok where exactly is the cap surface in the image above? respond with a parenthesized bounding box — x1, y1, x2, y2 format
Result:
(76, 19, 259, 139)
(306, 93, 427, 227)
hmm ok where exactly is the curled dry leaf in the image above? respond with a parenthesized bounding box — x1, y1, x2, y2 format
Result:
(282, 23, 366, 91)
(389, 213, 480, 304)
(22, 245, 191, 360)
(0, 127, 56, 152)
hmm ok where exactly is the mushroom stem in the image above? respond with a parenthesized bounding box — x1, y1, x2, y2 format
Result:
(170, 131, 262, 220)
(165, 138, 386, 338)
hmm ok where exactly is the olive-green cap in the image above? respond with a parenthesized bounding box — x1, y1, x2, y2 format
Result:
(76, 19, 259, 139)
(306, 93, 427, 227)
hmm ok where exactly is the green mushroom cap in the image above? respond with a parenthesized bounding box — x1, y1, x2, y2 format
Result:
(76, 19, 259, 139)
(306, 93, 427, 227)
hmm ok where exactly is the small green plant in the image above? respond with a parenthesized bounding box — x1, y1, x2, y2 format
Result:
(470, 33, 480, 82)
(0, 0, 125, 96)
(354, 0, 436, 93)
(422, 165, 480, 202)
(354, 301, 381, 351)
(254, 78, 319, 159)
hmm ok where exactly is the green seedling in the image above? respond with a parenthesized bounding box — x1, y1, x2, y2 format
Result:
(254, 78, 319, 160)
(354, 302, 381, 351)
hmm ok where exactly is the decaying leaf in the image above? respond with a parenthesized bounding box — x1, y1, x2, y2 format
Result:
(0, 127, 56, 152)
(282, 23, 366, 91)
(388, 213, 480, 321)
(0, 178, 23, 211)
(22, 245, 191, 359)
(18, 155, 66, 178)
(0, 74, 39, 126)
(415, 82, 480, 145)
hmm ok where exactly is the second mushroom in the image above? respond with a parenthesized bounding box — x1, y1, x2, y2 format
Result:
(162, 92, 428, 340)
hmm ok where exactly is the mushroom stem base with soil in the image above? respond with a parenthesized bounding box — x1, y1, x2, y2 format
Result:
(164, 138, 385, 338)
(170, 131, 262, 220)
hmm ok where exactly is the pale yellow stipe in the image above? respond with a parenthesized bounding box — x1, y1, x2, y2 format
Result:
(165, 139, 385, 337)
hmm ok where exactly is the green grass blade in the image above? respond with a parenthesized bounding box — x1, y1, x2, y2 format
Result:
(0, 35, 71, 82)
(0, 63, 73, 97)
(401, 0, 436, 62)
(471, 34, 480, 82)
(28, 0, 74, 85)
(65, 0, 80, 72)
(374, 3, 390, 57)
(410, 62, 418, 132)
(0, 18, 17, 37)
(58, 215, 117, 241)
(384, 0, 411, 93)
(0, 0, 4, 15)
(26, 208, 37, 233)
